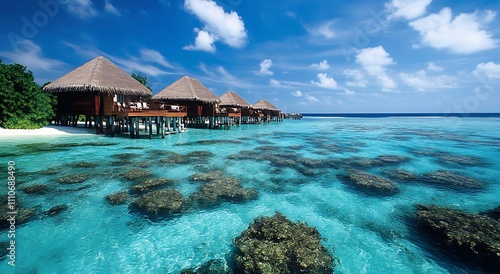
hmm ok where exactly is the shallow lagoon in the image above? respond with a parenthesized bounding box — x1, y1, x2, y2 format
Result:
(1, 117, 499, 273)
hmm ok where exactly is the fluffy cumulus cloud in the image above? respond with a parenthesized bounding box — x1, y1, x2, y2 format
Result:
(184, 0, 247, 52)
(386, 0, 433, 20)
(291, 90, 303, 97)
(310, 60, 330, 70)
(259, 59, 273, 75)
(409, 8, 498, 54)
(311, 73, 339, 89)
(473, 62, 500, 79)
(343, 69, 367, 87)
(399, 70, 456, 91)
(355, 46, 396, 91)
(183, 29, 216, 52)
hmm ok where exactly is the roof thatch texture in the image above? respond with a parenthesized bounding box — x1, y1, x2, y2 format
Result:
(153, 76, 220, 103)
(219, 91, 250, 108)
(252, 99, 280, 111)
(43, 56, 151, 96)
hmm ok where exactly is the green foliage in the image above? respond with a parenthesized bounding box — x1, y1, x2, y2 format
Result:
(0, 59, 55, 129)
(131, 72, 152, 92)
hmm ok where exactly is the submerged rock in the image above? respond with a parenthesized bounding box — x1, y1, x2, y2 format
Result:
(130, 178, 175, 194)
(44, 204, 69, 217)
(122, 168, 153, 181)
(113, 153, 141, 160)
(69, 161, 99, 168)
(481, 206, 500, 220)
(381, 169, 418, 182)
(132, 189, 185, 216)
(21, 184, 50, 194)
(160, 153, 189, 165)
(188, 176, 258, 207)
(39, 167, 60, 175)
(233, 212, 334, 274)
(0, 200, 37, 229)
(422, 170, 486, 190)
(415, 204, 500, 272)
(105, 191, 129, 205)
(190, 170, 226, 182)
(375, 155, 410, 165)
(180, 259, 232, 274)
(339, 170, 399, 195)
(56, 174, 90, 184)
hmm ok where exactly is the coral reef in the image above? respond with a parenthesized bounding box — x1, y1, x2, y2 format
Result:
(132, 189, 185, 216)
(130, 178, 175, 194)
(106, 191, 130, 205)
(233, 212, 334, 274)
(122, 168, 153, 181)
(20, 184, 50, 194)
(381, 169, 417, 181)
(43, 204, 69, 217)
(422, 170, 486, 190)
(339, 170, 399, 195)
(56, 174, 90, 184)
(69, 161, 99, 168)
(415, 204, 500, 272)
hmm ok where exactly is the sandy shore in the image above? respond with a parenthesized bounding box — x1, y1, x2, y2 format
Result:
(0, 124, 95, 137)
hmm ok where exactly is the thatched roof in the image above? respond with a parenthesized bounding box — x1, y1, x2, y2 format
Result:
(219, 91, 250, 108)
(252, 99, 280, 111)
(153, 76, 220, 103)
(43, 56, 151, 96)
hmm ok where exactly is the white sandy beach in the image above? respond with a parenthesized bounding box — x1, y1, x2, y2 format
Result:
(0, 124, 95, 137)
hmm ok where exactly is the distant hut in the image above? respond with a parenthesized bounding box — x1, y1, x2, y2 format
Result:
(44, 56, 186, 138)
(251, 99, 283, 123)
(153, 76, 221, 128)
(219, 91, 251, 125)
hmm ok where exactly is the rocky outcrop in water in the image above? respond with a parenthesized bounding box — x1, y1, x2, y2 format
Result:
(20, 184, 50, 194)
(233, 212, 334, 274)
(43, 204, 69, 217)
(188, 175, 258, 207)
(130, 178, 175, 194)
(381, 169, 417, 182)
(132, 189, 185, 216)
(122, 168, 153, 181)
(338, 170, 399, 195)
(422, 170, 486, 191)
(415, 204, 500, 272)
(106, 191, 129, 205)
(56, 174, 90, 184)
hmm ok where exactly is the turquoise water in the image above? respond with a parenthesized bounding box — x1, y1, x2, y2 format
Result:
(1, 117, 499, 273)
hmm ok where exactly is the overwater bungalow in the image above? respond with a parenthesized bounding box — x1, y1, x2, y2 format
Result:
(219, 91, 252, 125)
(153, 76, 222, 129)
(251, 99, 283, 123)
(43, 56, 187, 138)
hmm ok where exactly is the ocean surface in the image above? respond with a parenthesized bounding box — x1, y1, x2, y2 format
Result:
(1, 116, 499, 273)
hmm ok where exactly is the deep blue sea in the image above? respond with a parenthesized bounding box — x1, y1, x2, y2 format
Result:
(1, 116, 499, 273)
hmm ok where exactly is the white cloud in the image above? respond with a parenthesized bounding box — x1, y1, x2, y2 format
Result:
(311, 73, 339, 89)
(184, 0, 247, 51)
(355, 46, 394, 75)
(305, 94, 319, 103)
(0, 40, 64, 72)
(291, 90, 303, 97)
(409, 8, 498, 54)
(356, 46, 396, 91)
(307, 20, 336, 39)
(104, 0, 120, 16)
(386, 0, 432, 20)
(342, 87, 355, 96)
(310, 60, 330, 70)
(343, 69, 367, 87)
(473, 62, 500, 79)
(399, 70, 456, 91)
(427, 62, 443, 72)
(259, 59, 273, 75)
(138, 49, 173, 68)
(183, 29, 216, 53)
(65, 0, 97, 19)
(112, 57, 170, 77)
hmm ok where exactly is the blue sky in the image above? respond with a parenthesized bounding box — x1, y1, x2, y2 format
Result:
(1, 0, 499, 113)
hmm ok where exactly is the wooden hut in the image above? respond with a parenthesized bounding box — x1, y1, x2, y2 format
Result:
(219, 91, 251, 125)
(153, 76, 221, 128)
(251, 99, 283, 123)
(43, 56, 187, 138)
